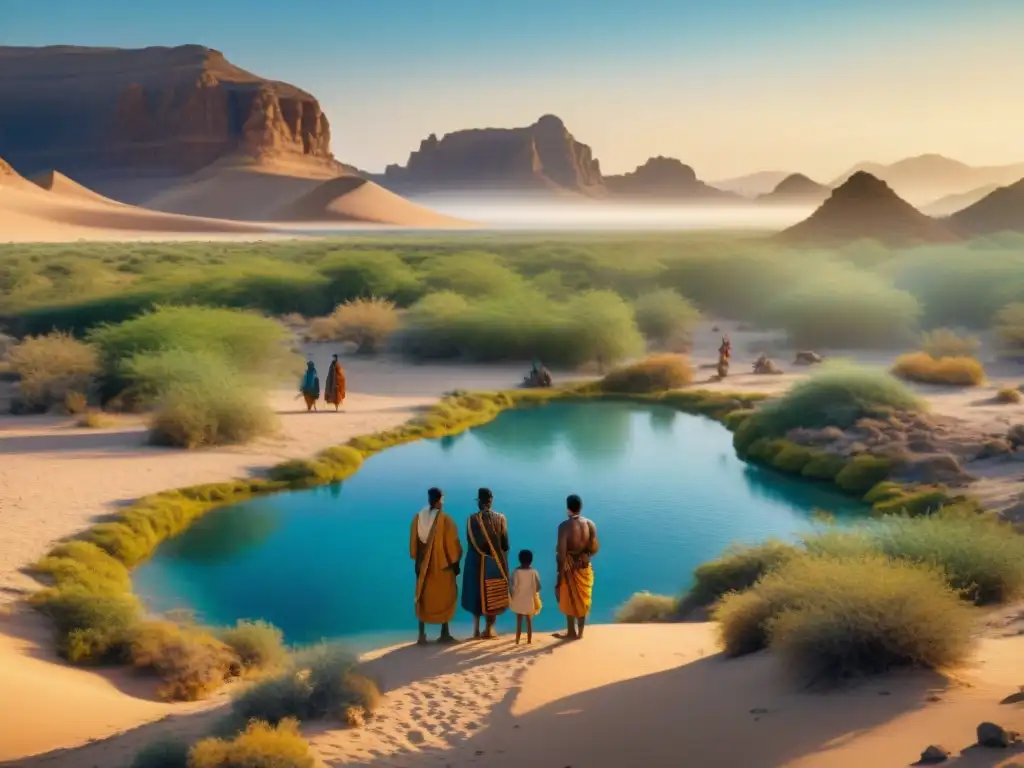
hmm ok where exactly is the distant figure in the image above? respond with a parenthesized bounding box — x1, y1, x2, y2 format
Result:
(523, 358, 553, 388)
(462, 488, 510, 639)
(511, 549, 542, 645)
(324, 354, 346, 410)
(411, 487, 462, 645)
(556, 494, 599, 641)
(300, 361, 320, 411)
(717, 335, 732, 379)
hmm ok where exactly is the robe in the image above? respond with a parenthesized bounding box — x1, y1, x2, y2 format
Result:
(557, 556, 595, 619)
(325, 361, 346, 406)
(411, 510, 462, 624)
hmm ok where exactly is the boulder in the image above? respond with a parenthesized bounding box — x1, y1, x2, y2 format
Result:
(793, 351, 824, 365)
(752, 354, 783, 375)
(918, 744, 951, 763)
(976, 721, 1020, 748)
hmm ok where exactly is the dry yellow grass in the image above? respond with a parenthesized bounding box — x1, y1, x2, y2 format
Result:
(8, 331, 99, 410)
(306, 297, 400, 353)
(599, 354, 694, 393)
(919, 328, 980, 359)
(996, 387, 1022, 404)
(891, 352, 985, 386)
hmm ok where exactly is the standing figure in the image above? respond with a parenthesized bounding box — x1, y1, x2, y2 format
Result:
(556, 494, 599, 641)
(510, 549, 542, 645)
(300, 361, 320, 412)
(324, 354, 346, 411)
(462, 488, 510, 639)
(411, 487, 462, 645)
(717, 335, 732, 379)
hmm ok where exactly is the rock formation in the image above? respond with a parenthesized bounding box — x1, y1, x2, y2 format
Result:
(0, 45, 339, 179)
(708, 170, 790, 198)
(757, 173, 830, 203)
(604, 156, 737, 199)
(948, 177, 1024, 235)
(777, 171, 958, 246)
(381, 114, 604, 195)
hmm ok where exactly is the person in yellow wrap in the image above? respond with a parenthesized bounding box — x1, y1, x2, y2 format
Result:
(555, 494, 599, 640)
(411, 487, 462, 645)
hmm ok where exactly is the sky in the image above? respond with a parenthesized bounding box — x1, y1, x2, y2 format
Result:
(3, 0, 1024, 180)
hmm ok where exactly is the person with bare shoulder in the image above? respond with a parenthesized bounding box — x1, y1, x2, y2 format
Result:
(411, 487, 462, 645)
(555, 494, 599, 640)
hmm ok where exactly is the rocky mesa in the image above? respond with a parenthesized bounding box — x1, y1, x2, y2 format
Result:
(381, 114, 605, 195)
(0, 44, 338, 179)
(604, 156, 737, 199)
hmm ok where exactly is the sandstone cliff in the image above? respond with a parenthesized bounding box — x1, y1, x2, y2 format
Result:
(604, 156, 736, 199)
(0, 45, 338, 179)
(382, 114, 605, 195)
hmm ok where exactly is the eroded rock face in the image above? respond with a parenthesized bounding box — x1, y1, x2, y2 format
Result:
(382, 114, 605, 194)
(605, 156, 734, 199)
(0, 45, 336, 177)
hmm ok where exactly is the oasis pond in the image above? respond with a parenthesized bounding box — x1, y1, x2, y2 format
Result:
(134, 402, 863, 650)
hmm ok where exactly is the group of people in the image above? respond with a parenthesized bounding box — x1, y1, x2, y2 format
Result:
(410, 487, 599, 645)
(300, 354, 346, 411)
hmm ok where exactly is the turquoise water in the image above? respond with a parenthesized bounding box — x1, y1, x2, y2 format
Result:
(134, 402, 863, 649)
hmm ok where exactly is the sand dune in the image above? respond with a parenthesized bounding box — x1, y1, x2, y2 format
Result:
(272, 175, 472, 227)
(0, 159, 272, 242)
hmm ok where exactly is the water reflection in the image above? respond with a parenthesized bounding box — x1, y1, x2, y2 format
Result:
(159, 504, 278, 563)
(649, 406, 677, 434)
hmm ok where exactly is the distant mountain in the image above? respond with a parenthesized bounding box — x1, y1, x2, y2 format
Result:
(777, 171, 958, 246)
(922, 183, 1001, 217)
(709, 170, 790, 197)
(757, 173, 830, 203)
(949, 177, 1024, 235)
(604, 156, 737, 200)
(381, 114, 604, 196)
(830, 154, 1024, 205)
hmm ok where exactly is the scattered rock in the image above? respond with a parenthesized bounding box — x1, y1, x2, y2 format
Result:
(793, 350, 824, 365)
(752, 354, 783, 375)
(919, 744, 951, 763)
(977, 721, 1020, 748)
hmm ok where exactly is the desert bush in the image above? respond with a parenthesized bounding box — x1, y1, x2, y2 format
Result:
(30, 540, 131, 594)
(232, 643, 380, 726)
(130, 738, 190, 768)
(995, 302, 1024, 356)
(679, 541, 799, 615)
(920, 328, 980, 359)
(188, 718, 314, 768)
(615, 592, 679, 623)
(421, 252, 528, 298)
(833, 455, 896, 494)
(129, 620, 241, 701)
(30, 585, 141, 663)
(149, 370, 277, 449)
(996, 387, 1022, 404)
(714, 555, 973, 680)
(763, 271, 921, 348)
(75, 410, 117, 428)
(306, 297, 400, 353)
(598, 354, 693, 393)
(7, 331, 99, 410)
(891, 352, 985, 386)
(318, 250, 422, 306)
(632, 289, 701, 349)
(219, 620, 288, 671)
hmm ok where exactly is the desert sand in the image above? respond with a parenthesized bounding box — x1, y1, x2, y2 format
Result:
(2, 333, 1024, 767)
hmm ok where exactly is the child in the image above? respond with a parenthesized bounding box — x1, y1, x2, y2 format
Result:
(510, 549, 542, 644)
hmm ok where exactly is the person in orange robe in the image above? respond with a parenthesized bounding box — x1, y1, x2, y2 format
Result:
(411, 487, 462, 644)
(324, 354, 346, 410)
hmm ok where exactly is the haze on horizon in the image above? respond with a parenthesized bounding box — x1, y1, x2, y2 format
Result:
(4, 0, 1024, 181)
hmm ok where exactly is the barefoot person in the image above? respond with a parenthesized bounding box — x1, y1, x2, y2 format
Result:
(411, 487, 462, 644)
(556, 494, 599, 640)
(511, 549, 542, 645)
(300, 360, 320, 411)
(324, 354, 346, 411)
(462, 488, 510, 639)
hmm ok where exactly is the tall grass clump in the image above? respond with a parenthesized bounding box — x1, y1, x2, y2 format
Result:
(232, 643, 380, 727)
(188, 718, 315, 768)
(920, 328, 980, 359)
(8, 331, 99, 410)
(714, 555, 973, 680)
(763, 271, 921, 348)
(615, 592, 679, 623)
(679, 541, 799, 615)
(891, 352, 985, 386)
(306, 297, 400, 353)
(632, 289, 701, 349)
(219, 620, 288, 671)
(599, 354, 693, 393)
(129, 620, 241, 701)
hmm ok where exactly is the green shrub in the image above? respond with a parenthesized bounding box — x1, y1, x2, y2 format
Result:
(598, 354, 693, 393)
(130, 738, 190, 768)
(679, 541, 799, 615)
(268, 445, 364, 486)
(188, 718, 315, 768)
(421, 252, 528, 298)
(714, 555, 973, 681)
(800, 452, 847, 480)
(232, 643, 380, 725)
(633, 289, 701, 348)
(615, 592, 679, 623)
(128, 620, 241, 701)
(770, 443, 815, 473)
(30, 541, 131, 594)
(763, 271, 920, 348)
(318, 250, 423, 306)
(7, 331, 99, 410)
(996, 387, 1022, 404)
(834, 455, 895, 493)
(30, 586, 141, 663)
(891, 352, 985, 386)
(920, 328, 980, 359)
(306, 297, 400, 353)
(219, 620, 287, 671)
